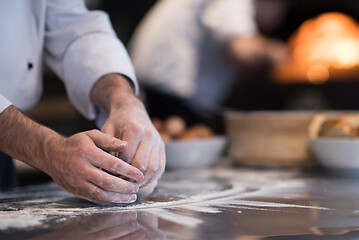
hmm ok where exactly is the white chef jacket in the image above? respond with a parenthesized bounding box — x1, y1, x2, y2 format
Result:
(0, 0, 139, 121)
(128, 0, 257, 113)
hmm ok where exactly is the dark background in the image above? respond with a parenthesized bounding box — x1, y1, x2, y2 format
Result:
(99, 0, 359, 111)
(19, 0, 359, 185)
(98, 0, 359, 45)
(34, 0, 359, 136)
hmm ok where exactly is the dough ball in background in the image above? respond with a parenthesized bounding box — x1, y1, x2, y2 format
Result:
(179, 124, 214, 140)
(164, 116, 186, 138)
(309, 113, 359, 138)
(150, 115, 215, 141)
(151, 117, 173, 142)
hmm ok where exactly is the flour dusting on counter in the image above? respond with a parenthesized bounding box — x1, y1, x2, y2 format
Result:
(0, 168, 336, 230)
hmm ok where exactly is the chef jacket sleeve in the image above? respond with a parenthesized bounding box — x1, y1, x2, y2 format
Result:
(44, 0, 139, 121)
(0, 95, 12, 114)
(201, 0, 258, 43)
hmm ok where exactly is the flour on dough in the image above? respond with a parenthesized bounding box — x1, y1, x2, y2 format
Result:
(138, 180, 158, 196)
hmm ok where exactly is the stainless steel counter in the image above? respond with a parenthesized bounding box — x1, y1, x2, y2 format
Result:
(1, 166, 359, 240)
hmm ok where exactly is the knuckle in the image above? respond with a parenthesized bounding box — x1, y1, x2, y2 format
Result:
(121, 151, 133, 163)
(102, 176, 115, 189)
(107, 138, 118, 149)
(129, 123, 142, 135)
(109, 136, 117, 144)
(152, 162, 160, 172)
(122, 182, 137, 194)
(77, 144, 92, 155)
(92, 188, 107, 201)
(71, 162, 87, 177)
(144, 128, 154, 139)
(110, 161, 121, 173)
(136, 163, 147, 172)
(147, 161, 159, 173)
(147, 166, 156, 174)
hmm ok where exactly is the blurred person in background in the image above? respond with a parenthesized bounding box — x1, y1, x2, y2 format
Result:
(128, 0, 289, 132)
(0, 0, 165, 204)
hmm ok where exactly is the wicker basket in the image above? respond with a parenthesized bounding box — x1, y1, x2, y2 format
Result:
(225, 111, 316, 167)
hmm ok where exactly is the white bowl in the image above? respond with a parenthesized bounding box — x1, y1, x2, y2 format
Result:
(309, 138, 359, 171)
(165, 136, 228, 169)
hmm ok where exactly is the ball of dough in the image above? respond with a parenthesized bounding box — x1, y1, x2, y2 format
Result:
(180, 124, 214, 139)
(137, 180, 158, 197)
(164, 116, 186, 138)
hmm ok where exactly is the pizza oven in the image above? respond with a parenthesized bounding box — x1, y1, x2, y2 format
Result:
(224, 0, 359, 112)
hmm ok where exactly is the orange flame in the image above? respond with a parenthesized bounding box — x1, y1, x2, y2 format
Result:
(274, 12, 359, 84)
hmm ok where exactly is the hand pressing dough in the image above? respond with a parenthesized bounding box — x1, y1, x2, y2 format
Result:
(137, 180, 158, 197)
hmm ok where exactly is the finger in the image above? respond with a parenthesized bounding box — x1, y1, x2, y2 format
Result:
(86, 129, 127, 153)
(86, 167, 139, 194)
(88, 147, 144, 182)
(142, 145, 166, 188)
(119, 126, 143, 164)
(77, 181, 137, 205)
(138, 148, 158, 188)
(131, 139, 153, 174)
(158, 148, 166, 179)
(88, 221, 140, 240)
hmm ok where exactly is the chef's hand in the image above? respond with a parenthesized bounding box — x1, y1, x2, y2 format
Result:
(91, 74, 166, 188)
(0, 106, 144, 205)
(44, 130, 144, 204)
(101, 95, 166, 188)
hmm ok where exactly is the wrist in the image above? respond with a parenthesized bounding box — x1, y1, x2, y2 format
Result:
(40, 131, 65, 175)
(91, 73, 142, 112)
(0, 106, 65, 173)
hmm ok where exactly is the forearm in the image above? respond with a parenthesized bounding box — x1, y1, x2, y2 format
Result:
(0, 106, 63, 173)
(227, 36, 267, 63)
(227, 36, 288, 65)
(90, 74, 144, 113)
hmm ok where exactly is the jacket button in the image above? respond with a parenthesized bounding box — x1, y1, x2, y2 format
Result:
(28, 62, 33, 70)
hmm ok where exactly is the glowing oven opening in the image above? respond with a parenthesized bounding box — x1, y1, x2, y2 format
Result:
(273, 12, 359, 84)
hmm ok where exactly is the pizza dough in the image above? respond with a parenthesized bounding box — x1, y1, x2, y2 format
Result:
(309, 113, 359, 138)
(151, 115, 214, 142)
(137, 180, 158, 197)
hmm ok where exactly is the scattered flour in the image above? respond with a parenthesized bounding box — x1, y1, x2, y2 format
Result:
(0, 168, 335, 230)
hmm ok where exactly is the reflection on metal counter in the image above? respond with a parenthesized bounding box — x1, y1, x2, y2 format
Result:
(1, 167, 359, 239)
